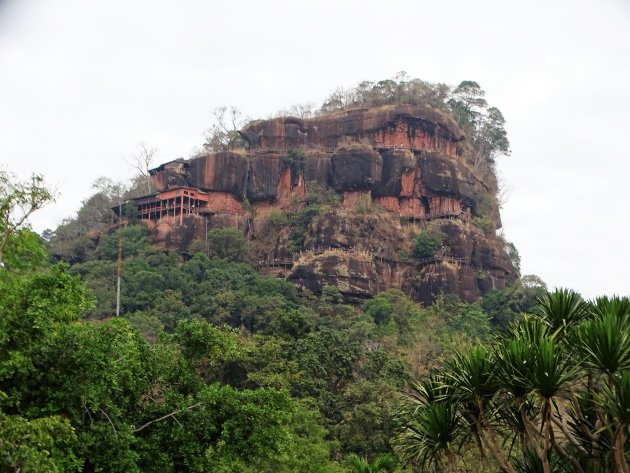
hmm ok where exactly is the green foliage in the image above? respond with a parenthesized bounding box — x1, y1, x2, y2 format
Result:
(319, 74, 509, 170)
(48, 177, 135, 264)
(320, 72, 450, 113)
(127, 312, 164, 342)
(206, 227, 248, 262)
(122, 201, 139, 223)
(448, 81, 510, 165)
(447, 80, 488, 129)
(284, 148, 306, 180)
(577, 310, 630, 376)
(394, 401, 465, 470)
(481, 281, 546, 328)
(364, 289, 423, 344)
(1, 228, 48, 273)
(396, 291, 630, 473)
(504, 239, 521, 275)
(0, 170, 54, 268)
(344, 452, 396, 473)
(0, 410, 81, 472)
(288, 203, 321, 254)
(534, 287, 588, 337)
(0, 257, 344, 471)
(100, 225, 151, 260)
(471, 215, 493, 235)
(413, 227, 445, 259)
(147, 289, 190, 331)
(353, 194, 373, 215)
(304, 181, 341, 208)
(293, 329, 361, 415)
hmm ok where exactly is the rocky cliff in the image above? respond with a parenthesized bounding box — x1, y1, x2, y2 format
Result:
(144, 104, 515, 303)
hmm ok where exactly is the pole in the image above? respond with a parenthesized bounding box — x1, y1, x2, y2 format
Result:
(116, 238, 122, 316)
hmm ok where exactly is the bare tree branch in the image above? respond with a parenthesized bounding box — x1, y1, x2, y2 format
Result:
(133, 402, 203, 433)
(126, 143, 157, 194)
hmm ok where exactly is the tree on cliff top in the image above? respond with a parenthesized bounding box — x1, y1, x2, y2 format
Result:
(320, 72, 450, 113)
(203, 106, 249, 152)
(125, 143, 157, 195)
(448, 81, 511, 166)
(318, 74, 510, 169)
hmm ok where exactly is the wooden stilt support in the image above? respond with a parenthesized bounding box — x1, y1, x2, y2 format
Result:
(116, 238, 122, 316)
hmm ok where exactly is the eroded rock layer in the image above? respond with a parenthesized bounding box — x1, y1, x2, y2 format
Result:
(144, 104, 515, 303)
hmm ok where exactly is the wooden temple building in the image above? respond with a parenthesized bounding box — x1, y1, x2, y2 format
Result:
(113, 159, 217, 225)
(122, 187, 212, 225)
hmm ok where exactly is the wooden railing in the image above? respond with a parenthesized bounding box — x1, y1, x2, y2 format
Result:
(247, 144, 438, 155)
(255, 247, 471, 270)
(400, 211, 469, 223)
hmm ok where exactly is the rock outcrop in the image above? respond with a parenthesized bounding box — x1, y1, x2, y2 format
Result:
(141, 104, 515, 303)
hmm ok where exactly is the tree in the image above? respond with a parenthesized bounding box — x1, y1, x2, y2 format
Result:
(203, 106, 249, 152)
(395, 289, 630, 473)
(0, 410, 81, 472)
(1, 228, 47, 273)
(413, 227, 445, 259)
(473, 106, 511, 168)
(0, 170, 54, 268)
(276, 103, 315, 119)
(447, 80, 488, 130)
(125, 143, 157, 195)
(206, 227, 249, 262)
(320, 87, 355, 114)
(447, 81, 511, 169)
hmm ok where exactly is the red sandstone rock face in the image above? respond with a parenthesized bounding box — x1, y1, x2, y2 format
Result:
(188, 152, 248, 197)
(144, 104, 513, 304)
(286, 215, 515, 304)
(206, 191, 246, 215)
(240, 105, 464, 152)
(148, 105, 481, 222)
(331, 146, 383, 191)
(372, 149, 415, 196)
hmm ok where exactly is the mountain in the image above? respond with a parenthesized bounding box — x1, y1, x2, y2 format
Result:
(127, 103, 515, 304)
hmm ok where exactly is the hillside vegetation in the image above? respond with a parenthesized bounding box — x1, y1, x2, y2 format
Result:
(2, 75, 627, 472)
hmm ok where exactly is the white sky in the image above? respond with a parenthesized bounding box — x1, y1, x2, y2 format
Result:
(1, 0, 629, 298)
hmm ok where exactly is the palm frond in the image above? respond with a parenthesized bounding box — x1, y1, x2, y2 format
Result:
(534, 288, 587, 337)
(577, 312, 630, 376)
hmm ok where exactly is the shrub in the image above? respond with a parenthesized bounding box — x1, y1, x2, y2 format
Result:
(353, 194, 373, 214)
(413, 228, 445, 259)
(207, 227, 248, 262)
(288, 204, 321, 254)
(471, 216, 492, 235)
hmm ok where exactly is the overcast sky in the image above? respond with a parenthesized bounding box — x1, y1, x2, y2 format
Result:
(1, 0, 629, 298)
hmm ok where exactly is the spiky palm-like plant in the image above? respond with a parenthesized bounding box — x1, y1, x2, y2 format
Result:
(513, 448, 563, 473)
(577, 311, 630, 379)
(395, 291, 630, 473)
(394, 401, 465, 471)
(535, 288, 587, 338)
(598, 371, 630, 473)
(445, 346, 515, 472)
(344, 453, 396, 473)
(588, 296, 630, 321)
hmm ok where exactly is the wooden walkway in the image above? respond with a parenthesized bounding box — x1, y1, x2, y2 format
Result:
(400, 211, 469, 223)
(255, 248, 471, 270)
(246, 144, 446, 156)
